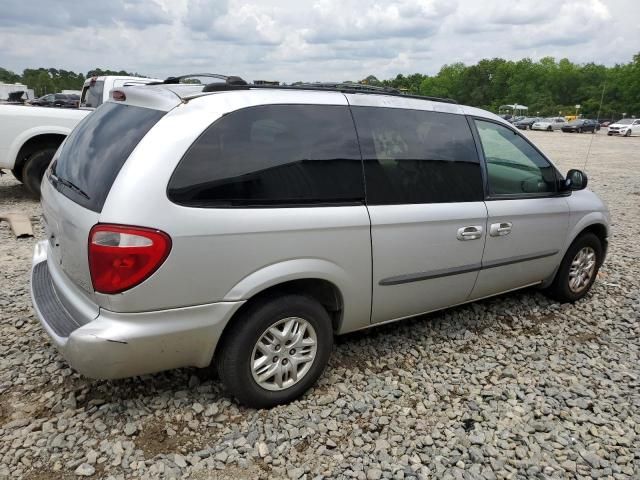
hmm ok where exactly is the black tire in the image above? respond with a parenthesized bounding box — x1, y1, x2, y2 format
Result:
(607, 133, 612, 136)
(216, 294, 333, 408)
(625, 130, 632, 137)
(547, 126, 553, 132)
(578, 128, 583, 133)
(544, 233, 603, 303)
(22, 147, 57, 198)
(11, 167, 23, 183)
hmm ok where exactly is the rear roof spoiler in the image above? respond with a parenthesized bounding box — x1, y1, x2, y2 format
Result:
(108, 85, 185, 112)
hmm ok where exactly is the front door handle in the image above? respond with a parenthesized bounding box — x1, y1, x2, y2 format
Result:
(490, 222, 512, 237)
(457, 225, 483, 241)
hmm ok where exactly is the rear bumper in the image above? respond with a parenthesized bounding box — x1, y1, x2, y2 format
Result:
(30, 241, 244, 379)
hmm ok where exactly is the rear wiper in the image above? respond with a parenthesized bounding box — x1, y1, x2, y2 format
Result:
(52, 175, 91, 200)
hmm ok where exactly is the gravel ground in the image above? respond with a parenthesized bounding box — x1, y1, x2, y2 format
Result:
(0, 130, 638, 480)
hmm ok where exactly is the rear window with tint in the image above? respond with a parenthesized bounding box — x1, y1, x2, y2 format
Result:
(168, 104, 364, 207)
(51, 103, 165, 212)
(80, 80, 104, 108)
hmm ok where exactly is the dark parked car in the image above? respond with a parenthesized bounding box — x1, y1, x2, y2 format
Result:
(29, 93, 79, 108)
(561, 119, 600, 133)
(513, 117, 543, 130)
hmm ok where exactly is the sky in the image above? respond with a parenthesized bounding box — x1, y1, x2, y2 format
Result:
(0, 0, 638, 82)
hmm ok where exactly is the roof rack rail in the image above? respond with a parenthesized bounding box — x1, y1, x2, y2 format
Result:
(200, 83, 458, 104)
(294, 82, 401, 95)
(149, 73, 248, 86)
(152, 74, 457, 104)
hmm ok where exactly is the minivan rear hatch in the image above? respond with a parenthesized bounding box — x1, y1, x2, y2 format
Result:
(44, 101, 166, 296)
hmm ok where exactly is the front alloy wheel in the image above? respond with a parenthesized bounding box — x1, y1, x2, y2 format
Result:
(544, 232, 603, 303)
(568, 247, 596, 293)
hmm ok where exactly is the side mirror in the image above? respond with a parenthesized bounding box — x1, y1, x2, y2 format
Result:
(564, 169, 588, 191)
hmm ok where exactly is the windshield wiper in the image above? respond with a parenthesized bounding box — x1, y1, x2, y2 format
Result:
(52, 174, 91, 200)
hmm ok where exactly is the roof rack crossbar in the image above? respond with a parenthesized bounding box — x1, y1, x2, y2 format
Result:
(149, 73, 248, 86)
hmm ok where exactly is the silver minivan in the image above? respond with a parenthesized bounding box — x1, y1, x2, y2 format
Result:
(31, 78, 609, 407)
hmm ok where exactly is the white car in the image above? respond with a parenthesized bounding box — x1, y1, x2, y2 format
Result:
(531, 117, 567, 131)
(607, 118, 640, 137)
(0, 76, 159, 197)
(80, 75, 161, 108)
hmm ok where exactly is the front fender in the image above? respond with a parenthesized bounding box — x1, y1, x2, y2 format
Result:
(566, 211, 609, 247)
(540, 189, 609, 288)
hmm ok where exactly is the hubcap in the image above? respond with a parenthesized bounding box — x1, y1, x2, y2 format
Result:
(251, 317, 317, 391)
(568, 246, 596, 293)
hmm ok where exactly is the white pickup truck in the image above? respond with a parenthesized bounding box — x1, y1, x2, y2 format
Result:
(0, 75, 160, 196)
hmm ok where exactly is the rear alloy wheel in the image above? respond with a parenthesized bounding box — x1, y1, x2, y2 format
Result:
(250, 317, 318, 392)
(216, 294, 333, 408)
(545, 233, 603, 303)
(22, 147, 57, 198)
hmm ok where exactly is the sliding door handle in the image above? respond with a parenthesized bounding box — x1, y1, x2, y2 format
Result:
(457, 225, 483, 241)
(490, 222, 512, 237)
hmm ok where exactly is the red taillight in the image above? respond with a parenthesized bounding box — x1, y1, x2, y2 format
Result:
(88, 224, 171, 294)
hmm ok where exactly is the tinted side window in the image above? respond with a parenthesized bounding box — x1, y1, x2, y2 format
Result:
(475, 120, 557, 195)
(168, 105, 364, 207)
(351, 106, 483, 204)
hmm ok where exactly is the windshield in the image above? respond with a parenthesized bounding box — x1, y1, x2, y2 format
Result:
(51, 103, 165, 212)
(80, 80, 105, 108)
(615, 118, 633, 124)
(543, 118, 554, 122)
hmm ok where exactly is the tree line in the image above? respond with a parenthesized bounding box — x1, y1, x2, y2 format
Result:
(370, 53, 640, 120)
(0, 68, 145, 96)
(1, 53, 638, 119)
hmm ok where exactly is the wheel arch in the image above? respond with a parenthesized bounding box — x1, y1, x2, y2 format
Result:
(11, 130, 68, 174)
(213, 277, 345, 363)
(542, 217, 609, 288)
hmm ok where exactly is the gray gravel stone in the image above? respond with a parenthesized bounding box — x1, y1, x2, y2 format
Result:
(73, 463, 95, 476)
(1, 134, 639, 480)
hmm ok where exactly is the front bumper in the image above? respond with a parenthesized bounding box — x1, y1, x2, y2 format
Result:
(30, 241, 244, 379)
(607, 129, 626, 135)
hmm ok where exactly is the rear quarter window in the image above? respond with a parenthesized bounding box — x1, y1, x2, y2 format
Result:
(51, 102, 165, 212)
(167, 104, 365, 207)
